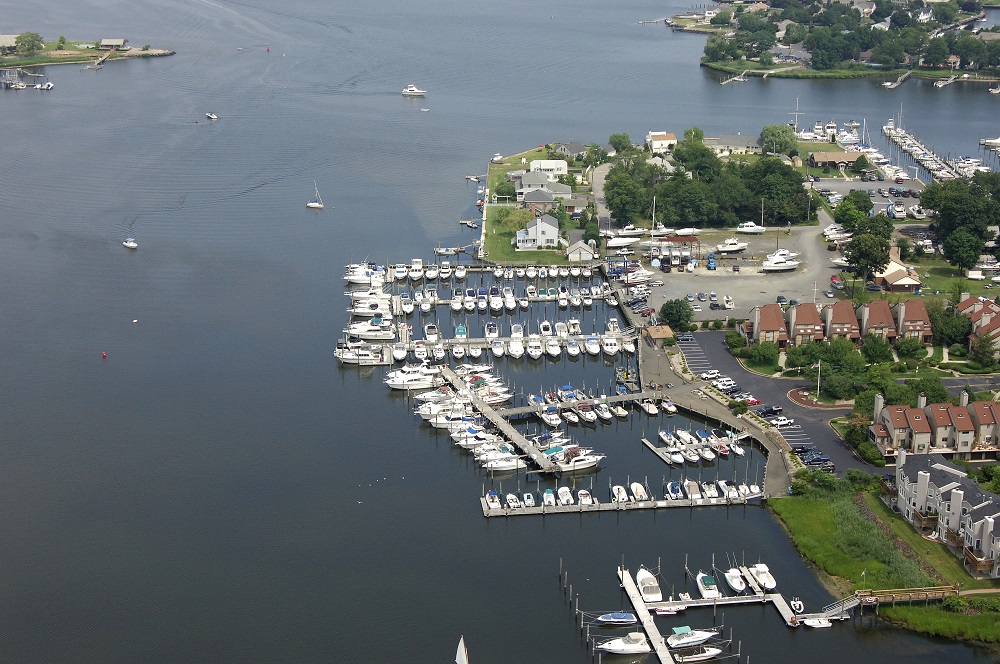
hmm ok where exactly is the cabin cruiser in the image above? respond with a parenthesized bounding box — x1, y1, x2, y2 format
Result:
(584, 336, 601, 356)
(333, 340, 389, 365)
(490, 340, 506, 358)
(601, 335, 620, 356)
(566, 339, 581, 357)
(423, 323, 439, 342)
(349, 298, 392, 317)
(593, 402, 613, 422)
(424, 264, 439, 280)
(597, 633, 651, 655)
(408, 258, 425, 281)
(595, 611, 637, 626)
(384, 363, 442, 390)
(401, 83, 427, 96)
(525, 335, 544, 360)
(635, 567, 663, 603)
(463, 288, 476, 312)
(716, 237, 748, 253)
(667, 626, 721, 649)
(508, 323, 525, 359)
(545, 337, 561, 358)
(344, 316, 396, 340)
(438, 261, 453, 279)
(673, 645, 725, 662)
(553, 446, 604, 472)
(761, 255, 801, 273)
(695, 572, 721, 599)
(736, 221, 766, 234)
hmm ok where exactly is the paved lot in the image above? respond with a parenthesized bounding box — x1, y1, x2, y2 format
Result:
(678, 330, 867, 474)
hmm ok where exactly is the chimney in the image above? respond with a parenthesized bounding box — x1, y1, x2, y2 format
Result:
(983, 312, 993, 330)
(874, 393, 885, 420)
(918, 392, 927, 409)
(961, 292, 970, 304)
(858, 303, 869, 333)
(896, 300, 906, 325)
(961, 390, 970, 407)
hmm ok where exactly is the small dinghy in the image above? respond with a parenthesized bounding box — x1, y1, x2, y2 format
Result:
(790, 597, 805, 614)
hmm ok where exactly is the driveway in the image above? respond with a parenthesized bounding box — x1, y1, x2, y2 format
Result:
(681, 330, 868, 474)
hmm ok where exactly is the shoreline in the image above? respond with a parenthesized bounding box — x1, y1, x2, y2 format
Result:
(1, 48, 175, 69)
(701, 60, 1000, 83)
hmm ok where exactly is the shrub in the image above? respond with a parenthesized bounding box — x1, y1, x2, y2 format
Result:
(729, 400, 748, 415)
(858, 442, 885, 466)
(949, 343, 967, 358)
(904, 358, 918, 370)
(942, 595, 967, 613)
(725, 330, 745, 350)
(663, 337, 676, 347)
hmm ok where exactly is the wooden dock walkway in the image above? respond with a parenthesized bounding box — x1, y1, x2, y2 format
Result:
(498, 389, 658, 417)
(440, 366, 557, 472)
(618, 566, 676, 664)
(480, 489, 752, 517)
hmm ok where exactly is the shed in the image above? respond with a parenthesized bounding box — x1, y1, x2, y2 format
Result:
(99, 38, 129, 50)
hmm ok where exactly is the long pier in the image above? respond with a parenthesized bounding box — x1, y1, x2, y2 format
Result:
(618, 566, 676, 664)
(440, 366, 557, 472)
(883, 70, 910, 89)
(480, 488, 755, 517)
(497, 389, 659, 417)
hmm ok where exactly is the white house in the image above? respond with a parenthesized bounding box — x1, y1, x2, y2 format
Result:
(645, 131, 677, 154)
(515, 214, 560, 251)
(528, 159, 568, 182)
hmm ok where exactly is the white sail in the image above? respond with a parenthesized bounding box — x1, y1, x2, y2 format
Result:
(306, 180, 325, 209)
(456, 636, 469, 664)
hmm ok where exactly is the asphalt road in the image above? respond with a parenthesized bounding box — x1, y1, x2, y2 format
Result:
(679, 330, 870, 475)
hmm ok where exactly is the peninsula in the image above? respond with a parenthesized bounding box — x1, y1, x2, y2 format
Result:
(0, 34, 173, 69)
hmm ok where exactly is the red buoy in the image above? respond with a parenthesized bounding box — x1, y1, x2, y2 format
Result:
(102, 352, 107, 359)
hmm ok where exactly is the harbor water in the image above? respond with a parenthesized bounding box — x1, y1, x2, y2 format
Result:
(1, 0, 997, 661)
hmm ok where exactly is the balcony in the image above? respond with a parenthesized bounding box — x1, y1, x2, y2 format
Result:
(913, 508, 939, 529)
(946, 528, 963, 547)
(964, 546, 995, 573)
(881, 478, 897, 498)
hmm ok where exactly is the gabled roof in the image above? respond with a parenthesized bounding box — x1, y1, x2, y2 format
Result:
(927, 404, 975, 432)
(522, 189, 554, 203)
(858, 300, 896, 331)
(527, 214, 559, 231)
(789, 304, 824, 339)
(517, 172, 550, 186)
(897, 299, 931, 328)
(887, 405, 931, 433)
(753, 304, 788, 338)
(827, 300, 860, 337)
(969, 401, 1000, 427)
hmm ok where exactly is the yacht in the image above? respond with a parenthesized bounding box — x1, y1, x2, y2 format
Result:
(761, 255, 801, 273)
(438, 261, 453, 279)
(344, 316, 396, 340)
(667, 626, 721, 649)
(393, 264, 409, 281)
(736, 221, 766, 234)
(508, 323, 525, 359)
(401, 83, 427, 96)
(545, 337, 561, 358)
(636, 567, 663, 603)
(601, 335, 620, 356)
(673, 645, 725, 662)
(384, 363, 442, 390)
(695, 572, 721, 599)
(594, 611, 637, 627)
(525, 335, 544, 360)
(424, 264, 439, 280)
(716, 237, 748, 253)
(596, 633, 651, 655)
(454, 264, 467, 280)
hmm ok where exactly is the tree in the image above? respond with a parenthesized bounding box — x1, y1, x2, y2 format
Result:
(895, 336, 926, 359)
(748, 342, 780, 367)
(659, 299, 694, 331)
(494, 180, 514, 201)
(759, 124, 797, 155)
(896, 236, 911, 262)
(845, 233, 891, 282)
(710, 11, 733, 25)
(849, 155, 871, 174)
(15, 32, 43, 55)
(924, 37, 950, 67)
(943, 227, 984, 273)
(969, 333, 998, 369)
(608, 133, 632, 155)
(56, 35, 66, 50)
(604, 169, 643, 224)
(759, 51, 774, 67)
(584, 221, 600, 244)
(862, 334, 894, 364)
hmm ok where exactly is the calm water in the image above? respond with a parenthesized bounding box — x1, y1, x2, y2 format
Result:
(1, 1, 996, 661)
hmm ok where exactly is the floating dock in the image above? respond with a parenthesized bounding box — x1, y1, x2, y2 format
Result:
(618, 566, 678, 664)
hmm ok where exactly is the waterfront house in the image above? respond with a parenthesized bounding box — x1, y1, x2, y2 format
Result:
(874, 260, 921, 292)
(704, 134, 763, 156)
(566, 240, 596, 262)
(528, 159, 567, 182)
(822, 300, 861, 342)
(785, 303, 825, 346)
(512, 172, 550, 201)
(645, 131, 677, 154)
(895, 450, 1000, 578)
(748, 304, 788, 348)
(515, 214, 560, 251)
(892, 299, 933, 344)
(870, 393, 931, 460)
(856, 300, 897, 342)
(99, 38, 129, 50)
(809, 152, 867, 169)
(522, 189, 556, 216)
(552, 142, 589, 159)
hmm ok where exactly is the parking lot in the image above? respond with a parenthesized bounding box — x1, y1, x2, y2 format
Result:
(674, 330, 867, 474)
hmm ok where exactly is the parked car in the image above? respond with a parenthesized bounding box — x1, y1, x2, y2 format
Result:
(755, 406, 783, 417)
(825, 290, 835, 298)
(637, 307, 655, 317)
(648, 279, 664, 287)
(866, 283, 883, 292)
(733, 265, 740, 272)
(697, 292, 708, 301)
(626, 297, 646, 307)
(776, 295, 788, 305)
(692, 305, 703, 312)
(769, 416, 795, 427)
(677, 334, 694, 342)
(686, 294, 695, 301)
(722, 385, 743, 395)
(709, 302, 723, 310)
(712, 378, 735, 389)
(791, 445, 813, 454)
(700, 370, 721, 380)
(745, 397, 761, 406)
(789, 299, 800, 306)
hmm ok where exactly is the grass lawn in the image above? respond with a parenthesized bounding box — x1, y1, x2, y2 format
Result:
(863, 493, 1000, 591)
(879, 605, 1000, 642)
(905, 255, 993, 298)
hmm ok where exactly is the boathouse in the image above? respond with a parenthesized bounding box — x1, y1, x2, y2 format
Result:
(99, 38, 129, 50)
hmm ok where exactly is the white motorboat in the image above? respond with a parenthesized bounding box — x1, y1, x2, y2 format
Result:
(408, 258, 425, 281)
(482, 457, 525, 472)
(538, 320, 554, 336)
(593, 402, 613, 422)
(662, 400, 677, 415)
(205, 112, 218, 120)
(485, 490, 502, 510)
(597, 633, 651, 655)
(803, 618, 832, 628)
(684, 480, 702, 500)
(636, 567, 662, 603)
(425, 264, 439, 280)
(542, 489, 557, 506)
(698, 445, 716, 462)
(584, 336, 600, 356)
(545, 337, 561, 358)
(412, 341, 428, 361)
(639, 398, 658, 415)
(349, 299, 392, 318)
(675, 227, 700, 236)
(451, 344, 465, 360)
(667, 626, 721, 649)
(908, 205, 927, 220)
(525, 335, 544, 360)
(761, 255, 801, 272)
(454, 264, 467, 279)
(554, 449, 604, 472)
(594, 611, 637, 626)
(504, 493, 522, 509)
(575, 402, 598, 423)
(391, 342, 408, 361)
(561, 409, 580, 424)
(557, 486, 574, 506)
(748, 563, 776, 590)
(345, 316, 396, 340)
(566, 339, 581, 357)
(736, 221, 765, 234)
(306, 180, 325, 209)
(728, 440, 745, 457)
(122, 237, 138, 249)
(567, 319, 582, 335)
(384, 363, 442, 390)
(767, 248, 800, 261)
(522, 492, 535, 508)
(438, 261, 454, 278)
(701, 482, 719, 499)
(577, 489, 594, 506)
(401, 83, 426, 96)
(695, 572, 721, 599)
(612, 485, 631, 503)
(631, 482, 649, 501)
(674, 645, 724, 662)
(601, 335, 620, 356)
(723, 568, 746, 593)
(333, 341, 389, 365)
(423, 323, 439, 343)
(607, 236, 641, 248)
(490, 340, 506, 358)
(716, 237, 748, 253)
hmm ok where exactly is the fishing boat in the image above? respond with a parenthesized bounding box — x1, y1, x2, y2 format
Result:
(639, 398, 658, 415)
(578, 489, 594, 506)
(803, 618, 832, 628)
(635, 567, 663, 603)
(401, 83, 427, 96)
(505, 493, 522, 509)
(122, 237, 138, 249)
(522, 492, 535, 508)
(485, 490, 502, 510)
(612, 485, 631, 503)
(748, 563, 777, 590)
(631, 482, 649, 502)
(715, 237, 748, 253)
(594, 611, 637, 626)
(542, 489, 556, 506)
(306, 181, 325, 209)
(667, 626, 721, 649)
(557, 486, 574, 506)
(667, 481, 683, 499)
(723, 568, 746, 593)
(596, 633, 651, 655)
(695, 571, 721, 599)
(736, 221, 766, 234)
(205, 112, 218, 120)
